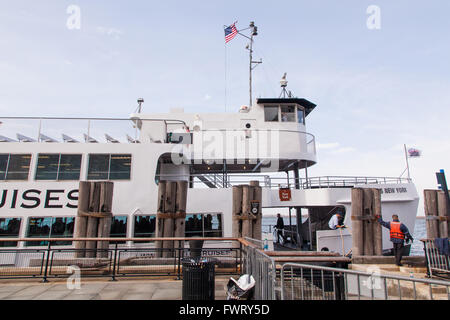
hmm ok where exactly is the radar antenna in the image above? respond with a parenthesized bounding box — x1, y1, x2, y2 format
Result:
(279, 73, 293, 98)
(135, 98, 144, 113)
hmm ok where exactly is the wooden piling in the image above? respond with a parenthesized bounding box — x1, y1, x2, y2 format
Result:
(232, 186, 243, 238)
(162, 181, 176, 257)
(372, 188, 383, 256)
(250, 181, 262, 240)
(351, 188, 364, 256)
(155, 180, 166, 255)
(174, 181, 188, 252)
(241, 185, 252, 238)
(85, 217, 98, 258)
(362, 188, 374, 256)
(424, 190, 440, 239)
(437, 191, 449, 238)
(74, 182, 90, 258)
(96, 182, 113, 258)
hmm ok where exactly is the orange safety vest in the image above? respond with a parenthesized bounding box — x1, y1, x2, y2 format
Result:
(390, 221, 405, 240)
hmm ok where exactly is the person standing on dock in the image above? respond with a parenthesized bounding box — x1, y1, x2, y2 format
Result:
(275, 213, 284, 244)
(377, 214, 414, 266)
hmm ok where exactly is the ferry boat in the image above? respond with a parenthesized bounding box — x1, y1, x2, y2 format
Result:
(0, 84, 419, 255)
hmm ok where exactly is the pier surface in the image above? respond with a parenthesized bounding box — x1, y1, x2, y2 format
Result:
(0, 276, 231, 300)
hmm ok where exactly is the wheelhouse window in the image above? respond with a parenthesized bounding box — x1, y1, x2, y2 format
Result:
(185, 213, 223, 237)
(0, 218, 21, 247)
(26, 217, 75, 246)
(281, 105, 296, 122)
(111, 216, 128, 243)
(87, 154, 131, 180)
(0, 154, 31, 180)
(133, 215, 156, 241)
(264, 106, 279, 122)
(297, 107, 305, 124)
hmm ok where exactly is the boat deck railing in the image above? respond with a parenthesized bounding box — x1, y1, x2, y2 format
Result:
(0, 116, 186, 144)
(160, 174, 412, 189)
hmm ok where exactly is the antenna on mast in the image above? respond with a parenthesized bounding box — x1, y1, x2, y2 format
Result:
(136, 98, 144, 113)
(236, 21, 262, 107)
(279, 73, 293, 98)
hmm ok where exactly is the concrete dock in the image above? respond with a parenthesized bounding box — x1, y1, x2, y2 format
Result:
(0, 276, 232, 300)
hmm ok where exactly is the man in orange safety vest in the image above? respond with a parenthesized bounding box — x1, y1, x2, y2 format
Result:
(377, 214, 414, 266)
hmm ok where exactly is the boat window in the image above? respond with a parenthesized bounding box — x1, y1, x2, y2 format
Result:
(111, 216, 128, 243)
(87, 154, 110, 180)
(264, 106, 279, 122)
(87, 154, 131, 180)
(134, 215, 156, 239)
(0, 218, 21, 247)
(280, 105, 296, 122)
(0, 154, 8, 180)
(203, 214, 223, 237)
(25, 217, 75, 246)
(185, 213, 223, 237)
(2, 154, 31, 180)
(58, 154, 82, 180)
(109, 154, 132, 180)
(297, 107, 305, 124)
(185, 214, 203, 237)
(36, 154, 82, 181)
(35, 154, 60, 180)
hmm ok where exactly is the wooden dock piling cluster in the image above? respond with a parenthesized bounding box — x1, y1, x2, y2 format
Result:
(74, 181, 114, 258)
(232, 181, 262, 241)
(424, 189, 449, 238)
(155, 180, 188, 257)
(351, 188, 383, 256)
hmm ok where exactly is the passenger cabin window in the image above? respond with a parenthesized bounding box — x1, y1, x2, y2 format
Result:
(26, 217, 75, 246)
(0, 154, 31, 180)
(185, 213, 223, 237)
(264, 106, 279, 122)
(111, 216, 128, 243)
(0, 218, 21, 247)
(87, 154, 131, 180)
(35, 154, 82, 180)
(280, 105, 296, 122)
(134, 215, 156, 241)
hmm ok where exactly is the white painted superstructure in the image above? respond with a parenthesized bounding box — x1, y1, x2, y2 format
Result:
(0, 96, 418, 254)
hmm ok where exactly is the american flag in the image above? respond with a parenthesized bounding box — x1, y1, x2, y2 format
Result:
(408, 148, 421, 157)
(224, 22, 238, 43)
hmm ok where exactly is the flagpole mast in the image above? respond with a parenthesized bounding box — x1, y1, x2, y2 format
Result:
(228, 21, 261, 107)
(237, 22, 261, 107)
(404, 144, 411, 181)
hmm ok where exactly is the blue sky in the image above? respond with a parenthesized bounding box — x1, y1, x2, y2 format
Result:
(0, 1, 449, 215)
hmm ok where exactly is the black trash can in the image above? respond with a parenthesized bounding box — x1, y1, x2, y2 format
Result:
(182, 258, 216, 300)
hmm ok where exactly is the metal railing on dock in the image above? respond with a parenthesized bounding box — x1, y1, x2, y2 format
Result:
(0, 237, 241, 282)
(280, 262, 450, 300)
(421, 239, 450, 279)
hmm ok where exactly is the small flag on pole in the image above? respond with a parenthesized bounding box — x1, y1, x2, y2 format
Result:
(224, 22, 238, 43)
(407, 148, 421, 157)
